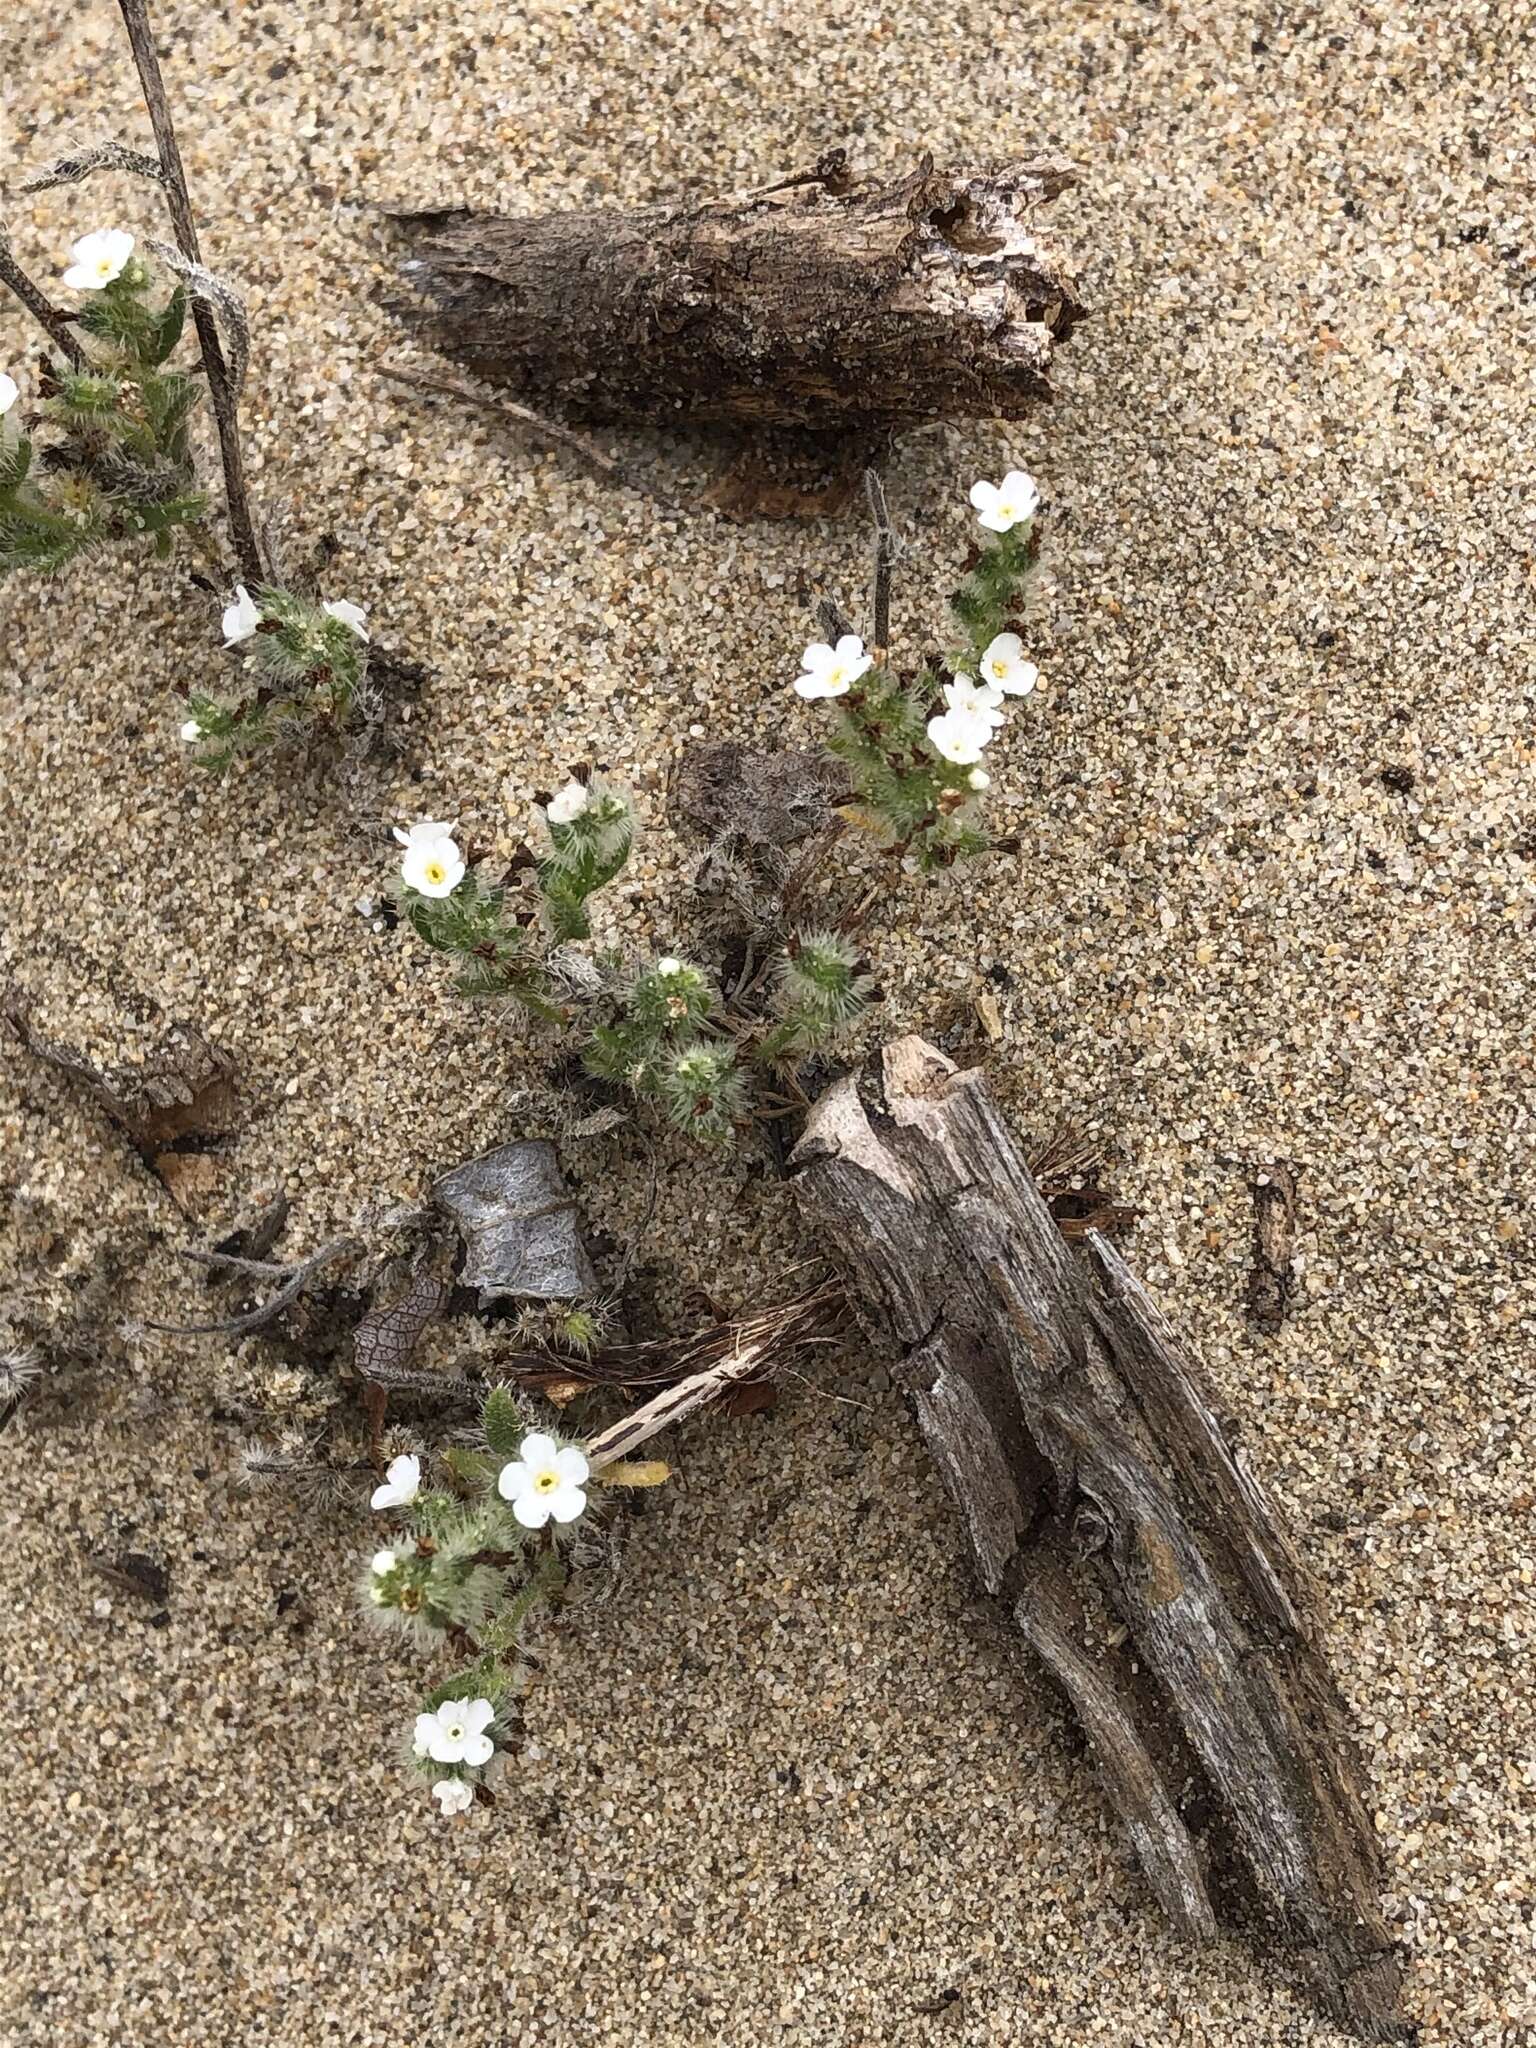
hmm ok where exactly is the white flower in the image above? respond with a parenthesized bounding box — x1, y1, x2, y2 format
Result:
(398, 827, 465, 898)
(656, 957, 682, 975)
(497, 1432, 590, 1529)
(943, 674, 1006, 729)
(222, 585, 261, 645)
(927, 707, 993, 766)
(322, 598, 370, 642)
(433, 1777, 474, 1815)
(179, 718, 203, 743)
(370, 1453, 420, 1511)
(794, 634, 872, 700)
(367, 1547, 399, 1605)
(969, 768, 991, 791)
(546, 780, 591, 826)
(979, 633, 1038, 697)
(62, 228, 135, 292)
(0, 373, 18, 416)
(392, 818, 455, 847)
(969, 470, 1040, 534)
(413, 1697, 496, 1767)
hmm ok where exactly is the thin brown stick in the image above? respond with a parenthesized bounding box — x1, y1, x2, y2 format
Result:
(136, 1236, 362, 1337)
(114, 0, 263, 583)
(0, 224, 86, 368)
(815, 594, 857, 644)
(377, 362, 689, 513)
(865, 467, 892, 653)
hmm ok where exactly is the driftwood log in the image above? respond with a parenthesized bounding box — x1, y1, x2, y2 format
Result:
(388, 155, 1082, 439)
(790, 1038, 1406, 2041)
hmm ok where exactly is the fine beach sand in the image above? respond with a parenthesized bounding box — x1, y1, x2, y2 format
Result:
(2, 1, 1533, 2042)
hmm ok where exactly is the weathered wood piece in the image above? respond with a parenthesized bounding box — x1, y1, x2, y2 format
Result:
(790, 1038, 1405, 2040)
(1249, 1160, 1300, 1330)
(388, 155, 1083, 437)
(6, 1000, 239, 1211)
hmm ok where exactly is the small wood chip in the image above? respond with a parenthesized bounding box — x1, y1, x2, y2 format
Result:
(1248, 1161, 1299, 1332)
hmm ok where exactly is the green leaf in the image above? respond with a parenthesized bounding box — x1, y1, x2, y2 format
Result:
(481, 1385, 523, 1458)
(147, 287, 188, 365)
(0, 435, 32, 496)
(113, 491, 206, 539)
(442, 1446, 501, 1490)
(420, 1657, 506, 1713)
(139, 370, 201, 459)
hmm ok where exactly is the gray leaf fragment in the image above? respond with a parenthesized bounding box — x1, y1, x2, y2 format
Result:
(434, 1140, 596, 1302)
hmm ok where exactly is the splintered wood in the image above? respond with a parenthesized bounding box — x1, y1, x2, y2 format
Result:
(790, 1038, 1406, 2042)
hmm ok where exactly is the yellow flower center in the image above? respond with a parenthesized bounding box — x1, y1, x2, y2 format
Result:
(534, 1468, 560, 1493)
(423, 859, 447, 886)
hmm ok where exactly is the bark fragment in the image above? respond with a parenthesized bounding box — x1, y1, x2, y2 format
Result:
(1249, 1161, 1300, 1331)
(388, 156, 1083, 439)
(6, 1001, 239, 1211)
(790, 1039, 1405, 2040)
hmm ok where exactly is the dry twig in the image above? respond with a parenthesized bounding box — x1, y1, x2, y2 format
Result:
(377, 362, 689, 514)
(137, 1236, 362, 1337)
(114, 0, 263, 581)
(0, 221, 86, 368)
(865, 467, 893, 653)
(581, 1281, 840, 1466)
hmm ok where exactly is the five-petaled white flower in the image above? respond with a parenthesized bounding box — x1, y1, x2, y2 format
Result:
(969, 470, 1040, 534)
(979, 633, 1038, 697)
(371, 1453, 421, 1511)
(497, 1432, 590, 1529)
(968, 767, 991, 791)
(927, 707, 993, 766)
(943, 674, 1005, 730)
(371, 1548, 398, 1577)
(433, 1777, 474, 1815)
(546, 780, 590, 826)
(394, 821, 465, 898)
(179, 718, 204, 743)
(322, 598, 370, 642)
(656, 957, 682, 975)
(222, 585, 261, 645)
(794, 634, 872, 701)
(0, 373, 18, 417)
(414, 1697, 496, 1767)
(63, 228, 135, 292)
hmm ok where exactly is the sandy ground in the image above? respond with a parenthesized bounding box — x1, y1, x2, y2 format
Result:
(3, 0, 1534, 2042)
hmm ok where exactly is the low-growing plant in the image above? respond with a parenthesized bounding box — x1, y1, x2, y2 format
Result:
(392, 781, 635, 1011)
(0, 238, 206, 577)
(347, 1286, 830, 1817)
(364, 1387, 683, 1815)
(389, 780, 874, 1144)
(791, 469, 1044, 869)
(180, 583, 375, 767)
(0, 0, 389, 763)
(385, 472, 1047, 1142)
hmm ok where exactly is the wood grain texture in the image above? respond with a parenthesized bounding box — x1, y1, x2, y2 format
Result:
(389, 156, 1083, 436)
(790, 1038, 1405, 2040)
